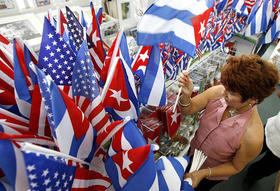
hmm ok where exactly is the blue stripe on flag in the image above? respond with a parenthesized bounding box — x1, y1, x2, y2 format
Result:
(137, 32, 196, 57)
(146, 5, 195, 25)
(0, 140, 17, 190)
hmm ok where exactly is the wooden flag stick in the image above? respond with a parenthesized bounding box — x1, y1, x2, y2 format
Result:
(172, 58, 192, 112)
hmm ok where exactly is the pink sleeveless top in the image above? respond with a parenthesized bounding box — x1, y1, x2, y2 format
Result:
(190, 97, 255, 180)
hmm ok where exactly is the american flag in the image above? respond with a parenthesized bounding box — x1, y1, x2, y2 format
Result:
(72, 40, 110, 134)
(0, 58, 16, 107)
(66, 6, 84, 53)
(23, 149, 76, 190)
(0, 106, 29, 129)
(87, 2, 106, 81)
(38, 17, 76, 95)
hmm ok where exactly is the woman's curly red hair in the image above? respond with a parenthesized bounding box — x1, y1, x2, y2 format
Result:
(221, 54, 279, 103)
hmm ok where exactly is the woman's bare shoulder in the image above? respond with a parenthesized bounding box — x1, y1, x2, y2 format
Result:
(242, 109, 264, 152)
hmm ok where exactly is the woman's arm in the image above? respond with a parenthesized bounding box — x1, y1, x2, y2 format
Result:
(184, 123, 263, 187)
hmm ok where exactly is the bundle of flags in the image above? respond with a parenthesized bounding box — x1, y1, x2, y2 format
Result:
(0, 3, 195, 191)
(1, 0, 280, 190)
(137, 0, 280, 58)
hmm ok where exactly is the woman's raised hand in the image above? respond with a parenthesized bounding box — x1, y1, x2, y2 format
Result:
(178, 70, 194, 98)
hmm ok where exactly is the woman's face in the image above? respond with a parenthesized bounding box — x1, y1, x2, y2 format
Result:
(223, 88, 244, 108)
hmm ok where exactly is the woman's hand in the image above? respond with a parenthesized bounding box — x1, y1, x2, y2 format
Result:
(183, 169, 208, 188)
(178, 70, 194, 98)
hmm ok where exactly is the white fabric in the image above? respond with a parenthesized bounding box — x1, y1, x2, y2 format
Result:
(265, 111, 280, 158)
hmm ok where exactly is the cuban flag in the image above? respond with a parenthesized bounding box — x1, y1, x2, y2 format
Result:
(96, 7, 104, 25)
(96, 116, 130, 147)
(137, 0, 214, 57)
(72, 40, 110, 134)
(156, 155, 191, 191)
(244, 0, 273, 36)
(101, 32, 139, 121)
(33, 64, 97, 163)
(166, 104, 182, 138)
(131, 46, 152, 84)
(0, 140, 29, 191)
(105, 144, 159, 191)
(108, 119, 147, 157)
(263, 14, 280, 44)
(138, 45, 167, 106)
(38, 17, 76, 96)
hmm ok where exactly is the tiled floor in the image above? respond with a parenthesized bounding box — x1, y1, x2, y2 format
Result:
(211, 37, 280, 191)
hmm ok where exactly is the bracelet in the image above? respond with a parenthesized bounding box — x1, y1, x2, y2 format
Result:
(179, 96, 191, 107)
(208, 167, 211, 177)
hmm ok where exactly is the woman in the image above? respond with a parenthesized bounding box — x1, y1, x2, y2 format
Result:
(178, 54, 279, 190)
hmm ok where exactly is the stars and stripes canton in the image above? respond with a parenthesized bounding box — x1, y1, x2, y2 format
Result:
(156, 155, 190, 191)
(38, 17, 76, 88)
(108, 119, 147, 157)
(22, 149, 76, 191)
(66, 6, 84, 53)
(72, 40, 110, 134)
(22, 142, 109, 191)
(105, 144, 159, 191)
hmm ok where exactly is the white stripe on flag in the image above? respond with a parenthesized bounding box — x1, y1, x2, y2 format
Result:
(38, 100, 48, 136)
(147, 60, 165, 105)
(76, 126, 94, 160)
(14, 143, 29, 191)
(89, 48, 103, 70)
(161, 157, 182, 190)
(138, 15, 196, 46)
(72, 179, 111, 189)
(0, 69, 14, 87)
(55, 110, 75, 155)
